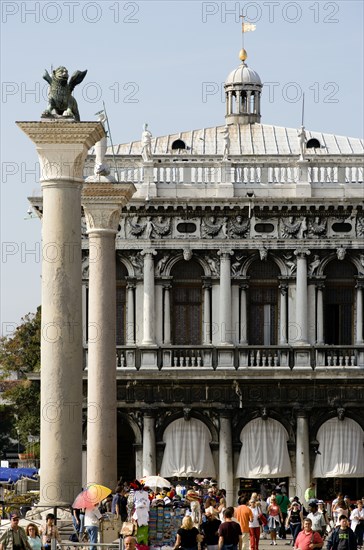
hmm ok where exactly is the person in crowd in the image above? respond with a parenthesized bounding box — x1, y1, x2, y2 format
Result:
(286, 501, 304, 547)
(217, 497, 227, 523)
(258, 494, 269, 540)
(276, 488, 290, 539)
(326, 515, 357, 550)
(350, 501, 364, 549)
(40, 513, 61, 550)
(268, 495, 283, 546)
(305, 484, 316, 504)
(248, 498, 261, 550)
(112, 486, 128, 521)
(72, 506, 85, 541)
(317, 501, 330, 527)
(0, 512, 32, 550)
(308, 502, 328, 536)
(26, 524, 42, 550)
(84, 503, 103, 550)
(124, 536, 137, 550)
(201, 508, 221, 550)
(235, 496, 253, 550)
(174, 515, 203, 550)
(294, 518, 323, 550)
(332, 497, 349, 526)
(218, 507, 242, 550)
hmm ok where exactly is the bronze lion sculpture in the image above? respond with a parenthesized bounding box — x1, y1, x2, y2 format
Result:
(41, 66, 87, 121)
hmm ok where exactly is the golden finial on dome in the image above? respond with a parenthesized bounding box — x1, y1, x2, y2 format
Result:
(239, 49, 248, 62)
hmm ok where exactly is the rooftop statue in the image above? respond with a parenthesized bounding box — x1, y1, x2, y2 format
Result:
(41, 66, 87, 121)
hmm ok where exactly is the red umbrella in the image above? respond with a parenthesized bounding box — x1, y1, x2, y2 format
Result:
(72, 484, 111, 509)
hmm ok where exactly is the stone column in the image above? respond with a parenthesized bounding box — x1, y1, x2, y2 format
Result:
(355, 279, 364, 344)
(202, 278, 212, 345)
(219, 412, 234, 506)
(141, 249, 157, 345)
(142, 411, 156, 476)
(239, 282, 249, 344)
(296, 411, 310, 506)
(316, 281, 325, 344)
(279, 280, 288, 345)
(294, 248, 310, 344)
(163, 280, 172, 345)
(17, 121, 104, 505)
(218, 250, 233, 345)
(83, 203, 119, 488)
(126, 279, 136, 345)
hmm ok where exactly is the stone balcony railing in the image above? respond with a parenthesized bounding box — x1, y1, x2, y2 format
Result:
(82, 344, 364, 372)
(83, 157, 364, 186)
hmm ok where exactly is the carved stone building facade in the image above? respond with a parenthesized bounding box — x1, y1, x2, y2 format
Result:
(31, 49, 364, 504)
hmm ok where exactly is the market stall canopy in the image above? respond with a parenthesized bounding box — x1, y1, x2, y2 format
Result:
(0, 467, 39, 483)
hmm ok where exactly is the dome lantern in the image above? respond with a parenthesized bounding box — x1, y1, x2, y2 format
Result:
(224, 50, 263, 125)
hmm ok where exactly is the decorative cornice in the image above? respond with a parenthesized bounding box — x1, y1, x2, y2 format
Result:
(82, 182, 136, 205)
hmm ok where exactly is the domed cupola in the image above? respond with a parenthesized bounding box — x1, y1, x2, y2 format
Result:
(224, 49, 263, 125)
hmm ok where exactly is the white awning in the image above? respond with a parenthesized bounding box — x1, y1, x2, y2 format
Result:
(160, 418, 216, 478)
(313, 417, 364, 478)
(236, 418, 292, 479)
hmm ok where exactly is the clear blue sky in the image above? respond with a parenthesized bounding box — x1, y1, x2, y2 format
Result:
(1, 0, 363, 333)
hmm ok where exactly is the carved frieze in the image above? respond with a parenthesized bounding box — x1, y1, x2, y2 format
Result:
(127, 216, 171, 239)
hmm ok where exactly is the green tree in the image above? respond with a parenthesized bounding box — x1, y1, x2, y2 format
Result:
(0, 307, 41, 447)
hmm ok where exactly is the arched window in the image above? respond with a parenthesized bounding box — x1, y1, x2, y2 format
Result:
(171, 260, 203, 345)
(248, 260, 280, 345)
(171, 139, 186, 150)
(116, 260, 128, 345)
(307, 138, 321, 149)
(324, 260, 356, 345)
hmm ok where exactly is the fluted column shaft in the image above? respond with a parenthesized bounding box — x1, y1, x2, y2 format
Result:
(294, 249, 310, 344)
(279, 281, 288, 345)
(203, 279, 212, 345)
(142, 413, 156, 476)
(219, 250, 233, 345)
(163, 281, 171, 345)
(142, 250, 157, 345)
(126, 281, 135, 345)
(17, 121, 105, 506)
(219, 413, 234, 506)
(316, 282, 325, 344)
(356, 280, 364, 344)
(240, 283, 249, 344)
(296, 411, 310, 506)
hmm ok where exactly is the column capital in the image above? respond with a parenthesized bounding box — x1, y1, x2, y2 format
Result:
(354, 277, 364, 290)
(83, 203, 121, 234)
(202, 276, 212, 289)
(218, 248, 234, 258)
(143, 409, 157, 419)
(294, 247, 311, 258)
(219, 410, 232, 420)
(125, 277, 137, 290)
(17, 121, 105, 184)
(315, 278, 326, 290)
(141, 248, 157, 257)
(295, 409, 308, 419)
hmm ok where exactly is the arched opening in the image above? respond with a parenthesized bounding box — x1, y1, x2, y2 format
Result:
(160, 417, 216, 478)
(171, 139, 186, 150)
(313, 417, 364, 498)
(307, 138, 321, 149)
(117, 413, 136, 481)
(236, 418, 292, 486)
(171, 260, 204, 345)
(323, 260, 356, 344)
(116, 260, 128, 345)
(247, 260, 280, 345)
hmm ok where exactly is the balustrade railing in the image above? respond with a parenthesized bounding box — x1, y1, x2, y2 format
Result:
(82, 345, 364, 371)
